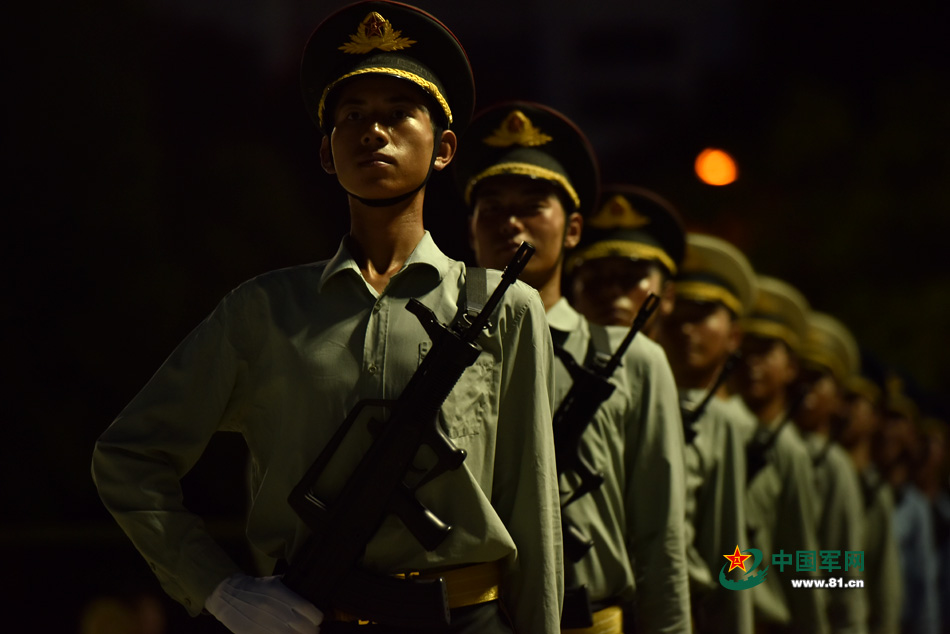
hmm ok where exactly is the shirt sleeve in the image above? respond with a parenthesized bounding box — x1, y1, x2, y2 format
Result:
(820, 452, 868, 633)
(490, 286, 563, 633)
(777, 437, 829, 634)
(694, 410, 755, 634)
(624, 340, 691, 633)
(91, 288, 252, 615)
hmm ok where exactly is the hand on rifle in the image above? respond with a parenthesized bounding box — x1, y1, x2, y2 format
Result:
(206, 573, 324, 633)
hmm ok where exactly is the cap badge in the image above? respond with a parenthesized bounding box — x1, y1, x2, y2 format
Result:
(483, 110, 553, 147)
(340, 12, 417, 54)
(588, 195, 652, 229)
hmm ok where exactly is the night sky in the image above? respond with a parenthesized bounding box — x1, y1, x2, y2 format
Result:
(6, 2, 949, 630)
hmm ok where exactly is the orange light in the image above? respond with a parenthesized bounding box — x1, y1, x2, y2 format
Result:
(695, 148, 738, 186)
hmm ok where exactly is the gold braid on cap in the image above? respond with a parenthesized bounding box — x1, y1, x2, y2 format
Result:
(800, 348, 849, 385)
(674, 281, 742, 316)
(566, 240, 677, 276)
(317, 67, 453, 129)
(743, 318, 801, 353)
(465, 162, 580, 208)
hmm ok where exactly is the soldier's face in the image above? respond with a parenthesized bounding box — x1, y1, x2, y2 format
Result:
(735, 335, 798, 409)
(658, 299, 738, 386)
(470, 175, 579, 288)
(795, 369, 841, 432)
(570, 257, 668, 328)
(321, 76, 452, 200)
(839, 394, 879, 448)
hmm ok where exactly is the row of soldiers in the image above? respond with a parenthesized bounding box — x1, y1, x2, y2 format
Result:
(457, 95, 950, 633)
(91, 2, 948, 633)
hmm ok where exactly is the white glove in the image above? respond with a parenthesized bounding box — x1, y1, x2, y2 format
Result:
(205, 573, 324, 634)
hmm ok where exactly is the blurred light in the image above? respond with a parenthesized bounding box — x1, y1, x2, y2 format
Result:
(695, 148, 738, 186)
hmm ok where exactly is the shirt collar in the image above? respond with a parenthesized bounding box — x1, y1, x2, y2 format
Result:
(319, 231, 452, 292)
(546, 296, 583, 332)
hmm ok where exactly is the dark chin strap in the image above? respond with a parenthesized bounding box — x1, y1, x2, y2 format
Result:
(343, 126, 444, 208)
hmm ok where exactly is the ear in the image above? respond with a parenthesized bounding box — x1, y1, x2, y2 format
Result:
(659, 279, 676, 319)
(783, 353, 800, 386)
(726, 320, 743, 354)
(467, 213, 477, 252)
(563, 211, 583, 249)
(320, 136, 336, 175)
(433, 129, 458, 171)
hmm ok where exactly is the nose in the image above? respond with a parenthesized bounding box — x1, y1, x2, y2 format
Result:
(500, 213, 523, 237)
(361, 121, 388, 146)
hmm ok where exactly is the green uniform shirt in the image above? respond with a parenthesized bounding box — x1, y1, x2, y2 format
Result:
(860, 468, 902, 634)
(91, 232, 564, 632)
(736, 402, 829, 633)
(547, 299, 690, 633)
(805, 433, 869, 634)
(681, 392, 754, 634)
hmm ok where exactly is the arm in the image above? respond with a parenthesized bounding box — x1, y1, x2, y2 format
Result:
(91, 290, 250, 614)
(778, 437, 829, 634)
(623, 338, 691, 633)
(820, 451, 868, 633)
(491, 286, 563, 633)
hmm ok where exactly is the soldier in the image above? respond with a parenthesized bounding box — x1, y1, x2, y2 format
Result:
(732, 276, 829, 634)
(567, 185, 685, 339)
(840, 374, 902, 634)
(456, 101, 690, 633)
(879, 384, 941, 634)
(92, 3, 563, 633)
(655, 233, 757, 634)
(794, 312, 869, 632)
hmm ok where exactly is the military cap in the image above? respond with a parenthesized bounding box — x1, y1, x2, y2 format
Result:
(301, 1, 475, 135)
(844, 375, 882, 406)
(567, 185, 686, 277)
(799, 312, 860, 385)
(742, 276, 809, 354)
(453, 101, 600, 217)
(884, 374, 919, 421)
(672, 233, 756, 317)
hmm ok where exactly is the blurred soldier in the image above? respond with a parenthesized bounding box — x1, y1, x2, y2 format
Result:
(879, 384, 941, 634)
(794, 312, 869, 633)
(914, 417, 950, 633)
(733, 276, 829, 634)
(655, 233, 757, 634)
(840, 375, 902, 634)
(457, 101, 690, 633)
(92, 3, 563, 632)
(567, 185, 685, 339)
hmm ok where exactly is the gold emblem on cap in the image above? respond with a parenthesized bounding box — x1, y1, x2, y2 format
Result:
(483, 110, 553, 148)
(340, 12, 417, 54)
(588, 195, 652, 230)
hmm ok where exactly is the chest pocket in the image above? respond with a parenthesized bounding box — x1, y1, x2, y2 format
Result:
(418, 341, 497, 440)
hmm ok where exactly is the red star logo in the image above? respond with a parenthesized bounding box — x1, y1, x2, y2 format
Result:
(365, 15, 385, 37)
(723, 545, 752, 572)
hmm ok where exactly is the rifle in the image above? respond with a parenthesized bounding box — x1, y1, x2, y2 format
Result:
(745, 384, 808, 484)
(680, 351, 741, 443)
(281, 243, 535, 628)
(554, 293, 660, 563)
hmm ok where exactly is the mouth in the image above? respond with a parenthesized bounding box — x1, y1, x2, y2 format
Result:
(357, 153, 394, 167)
(496, 241, 521, 254)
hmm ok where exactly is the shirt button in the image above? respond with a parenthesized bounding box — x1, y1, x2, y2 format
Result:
(372, 302, 381, 314)
(367, 363, 378, 375)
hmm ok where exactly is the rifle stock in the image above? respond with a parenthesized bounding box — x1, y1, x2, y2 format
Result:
(282, 243, 535, 626)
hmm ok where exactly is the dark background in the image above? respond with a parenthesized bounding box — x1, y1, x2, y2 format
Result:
(6, 1, 949, 631)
